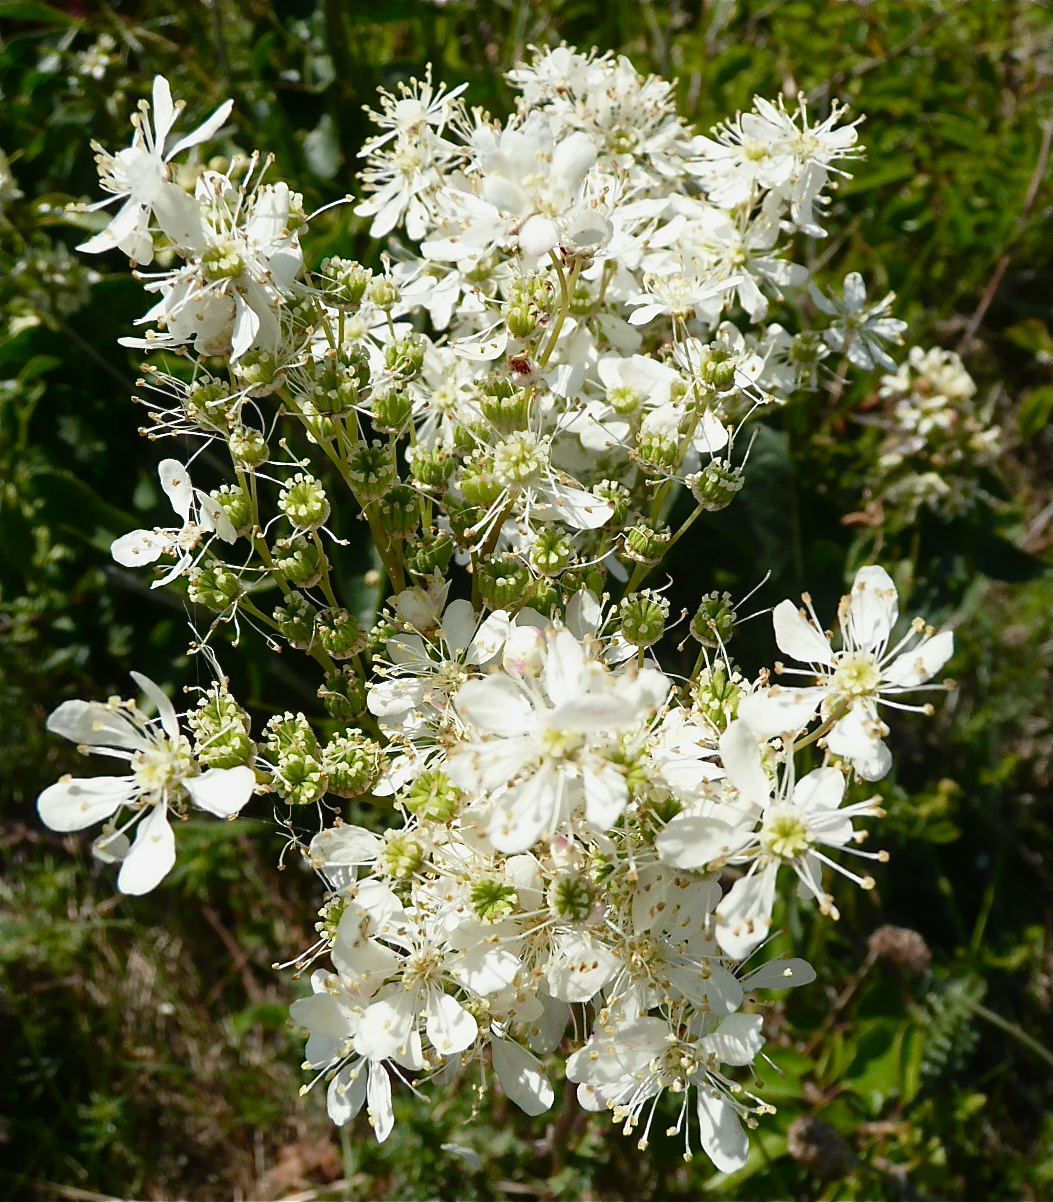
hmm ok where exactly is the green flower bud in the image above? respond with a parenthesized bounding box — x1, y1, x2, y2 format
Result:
(402, 769, 462, 823)
(452, 422, 481, 453)
(315, 607, 367, 659)
(273, 591, 316, 650)
(688, 459, 744, 511)
(592, 479, 630, 527)
(371, 386, 414, 433)
(318, 257, 371, 309)
(694, 663, 742, 732)
(316, 895, 352, 938)
(302, 353, 359, 417)
(263, 711, 319, 758)
(471, 877, 518, 922)
(376, 484, 420, 540)
(384, 334, 426, 379)
(369, 275, 399, 310)
(547, 872, 594, 922)
(531, 526, 571, 575)
(623, 521, 671, 565)
(529, 577, 558, 615)
(476, 556, 533, 610)
(318, 667, 367, 720)
(187, 685, 254, 769)
(185, 378, 236, 433)
(569, 279, 594, 316)
(378, 830, 424, 880)
(229, 425, 269, 469)
(300, 405, 340, 443)
(279, 473, 331, 530)
(690, 591, 736, 649)
(480, 376, 531, 432)
(445, 499, 481, 551)
(492, 431, 549, 489)
(458, 454, 504, 510)
(322, 733, 382, 797)
(187, 563, 243, 612)
(619, 590, 670, 648)
(503, 299, 538, 339)
(607, 382, 643, 416)
(210, 484, 253, 537)
(272, 750, 327, 805)
(698, 347, 737, 391)
(231, 348, 283, 397)
(407, 444, 454, 492)
(636, 428, 679, 474)
(346, 441, 397, 500)
(367, 618, 398, 658)
(273, 535, 323, 588)
(561, 567, 606, 597)
(286, 293, 321, 332)
(200, 237, 244, 282)
(406, 529, 454, 577)
(791, 331, 826, 365)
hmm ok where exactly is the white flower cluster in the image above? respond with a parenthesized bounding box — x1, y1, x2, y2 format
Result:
(866, 345, 1001, 523)
(40, 50, 958, 1170)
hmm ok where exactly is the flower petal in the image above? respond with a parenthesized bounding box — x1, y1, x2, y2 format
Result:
(773, 599, 834, 665)
(697, 1090, 749, 1174)
(791, 766, 845, 813)
(491, 1037, 554, 1116)
(183, 765, 255, 817)
(47, 699, 143, 751)
(740, 957, 816, 990)
(706, 1013, 765, 1066)
(844, 565, 898, 653)
(166, 98, 234, 159)
(883, 630, 954, 687)
(37, 776, 135, 831)
(425, 992, 477, 1055)
(656, 814, 749, 870)
(366, 1061, 394, 1142)
(327, 1061, 367, 1127)
(130, 671, 180, 740)
(117, 804, 177, 894)
(737, 685, 826, 739)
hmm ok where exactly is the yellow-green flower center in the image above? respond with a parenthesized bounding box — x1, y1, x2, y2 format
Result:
(832, 650, 882, 697)
(761, 809, 811, 860)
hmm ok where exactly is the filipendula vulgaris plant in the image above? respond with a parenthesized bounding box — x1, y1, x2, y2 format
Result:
(39, 57, 958, 1169)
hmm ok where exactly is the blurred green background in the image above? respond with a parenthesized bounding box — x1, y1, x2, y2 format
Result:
(3, 1, 1053, 1198)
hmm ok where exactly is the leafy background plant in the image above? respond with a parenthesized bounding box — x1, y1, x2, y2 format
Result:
(3, 1, 1053, 1198)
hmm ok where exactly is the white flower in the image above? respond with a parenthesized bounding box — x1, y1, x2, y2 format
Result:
(355, 71, 468, 241)
(566, 1013, 767, 1170)
(422, 112, 608, 262)
(122, 174, 304, 361)
(37, 673, 255, 894)
(449, 628, 669, 852)
(290, 969, 420, 1141)
(656, 721, 884, 958)
(738, 565, 954, 780)
(111, 458, 235, 586)
(625, 259, 741, 327)
(812, 272, 907, 371)
(79, 75, 232, 265)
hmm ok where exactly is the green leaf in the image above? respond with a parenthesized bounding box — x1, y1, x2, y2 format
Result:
(25, 468, 132, 545)
(0, 0, 81, 21)
(972, 529, 1047, 583)
(1018, 385, 1053, 440)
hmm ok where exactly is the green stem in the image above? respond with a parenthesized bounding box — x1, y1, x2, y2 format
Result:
(966, 999, 1053, 1072)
